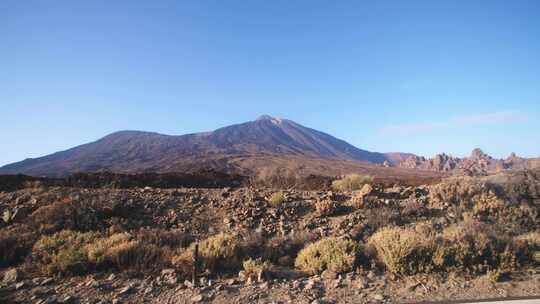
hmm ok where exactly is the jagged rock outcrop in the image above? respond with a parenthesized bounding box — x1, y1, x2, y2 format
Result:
(397, 148, 540, 176)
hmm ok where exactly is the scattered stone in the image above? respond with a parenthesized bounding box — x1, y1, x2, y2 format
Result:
(3, 268, 18, 284)
(15, 281, 25, 290)
(118, 285, 132, 295)
(191, 294, 204, 302)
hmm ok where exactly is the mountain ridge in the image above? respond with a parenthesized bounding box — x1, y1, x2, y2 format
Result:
(2, 115, 538, 177)
(0, 116, 391, 177)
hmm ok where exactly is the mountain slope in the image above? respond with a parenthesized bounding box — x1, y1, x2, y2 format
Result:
(0, 115, 390, 177)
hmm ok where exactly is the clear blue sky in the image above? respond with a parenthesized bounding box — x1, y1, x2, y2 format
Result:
(1, 0, 539, 166)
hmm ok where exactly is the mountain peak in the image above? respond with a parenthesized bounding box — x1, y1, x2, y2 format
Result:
(256, 114, 283, 124)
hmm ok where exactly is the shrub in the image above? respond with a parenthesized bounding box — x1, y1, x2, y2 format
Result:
(368, 226, 434, 275)
(517, 231, 540, 250)
(240, 258, 273, 281)
(315, 199, 339, 216)
(173, 233, 243, 275)
(438, 220, 519, 273)
(263, 232, 317, 266)
(295, 237, 359, 274)
(86, 233, 132, 265)
(332, 174, 373, 192)
(135, 228, 193, 249)
(268, 191, 285, 207)
(105, 241, 168, 272)
(32, 230, 98, 276)
(86, 233, 170, 272)
(534, 251, 540, 264)
(30, 198, 104, 233)
(0, 227, 36, 267)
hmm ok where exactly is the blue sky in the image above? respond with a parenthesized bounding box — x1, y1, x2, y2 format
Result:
(1, 0, 539, 166)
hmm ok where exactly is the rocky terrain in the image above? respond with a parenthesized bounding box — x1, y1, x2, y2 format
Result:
(396, 148, 540, 175)
(1, 169, 540, 303)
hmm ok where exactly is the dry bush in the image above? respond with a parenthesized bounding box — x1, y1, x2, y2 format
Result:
(517, 231, 540, 250)
(30, 197, 105, 233)
(332, 174, 373, 192)
(0, 226, 36, 267)
(135, 228, 193, 249)
(268, 191, 285, 207)
(86, 232, 170, 272)
(315, 199, 339, 216)
(106, 241, 169, 272)
(368, 226, 435, 275)
(32, 230, 98, 276)
(295, 237, 360, 274)
(263, 231, 317, 266)
(239, 258, 273, 281)
(436, 220, 521, 273)
(86, 233, 132, 264)
(173, 233, 243, 275)
(534, 251, 540, 264)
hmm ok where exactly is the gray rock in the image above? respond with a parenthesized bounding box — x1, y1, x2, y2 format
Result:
(191, 294, 204, 302)
(15, 281, 25, 290)
(3, 268, 18, 284)
(118, 285, 132, 295)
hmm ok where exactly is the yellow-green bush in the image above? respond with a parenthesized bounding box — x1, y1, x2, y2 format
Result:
(173, 233, 243, 275)
(86, 233, 132, 264)
(315, 199, 339, 216)
(438, 220, 519, 273)
(268, 191, 285, 207)
(517, 231, 540, 250)
(86, 232, 169, 272)
(295, 237, 359, 274)
(32, 230, 98, 276)
(534, 251, 540, 264)
(263, 232, 317, 265)
(240, 258, 273, 280)
(332, 174, 373, 192)
(368, 226, 434, 275)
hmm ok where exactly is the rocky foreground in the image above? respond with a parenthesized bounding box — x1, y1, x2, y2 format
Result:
(1, 170, 540, 303)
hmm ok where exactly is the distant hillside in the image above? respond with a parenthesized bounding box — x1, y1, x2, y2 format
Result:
(0, 115, 392, 177)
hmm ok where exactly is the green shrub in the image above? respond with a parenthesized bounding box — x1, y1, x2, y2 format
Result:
(368, 226, 434, 275)
(269, 191, 285, 207)
(295, 237, 359, 274)
(332, 174, 373, 192)
(32, 230, 98, 276)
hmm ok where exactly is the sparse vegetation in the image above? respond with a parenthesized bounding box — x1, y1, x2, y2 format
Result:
(332, 174, 373, 192)
(240, 258, 273, 281)
(263, 232, 317, 266)
(173, 233, 243, 275)
(32, 230, 98, 276)
(269, 191, 285, 207)
(295, 237, 360, 274)
(315, 198, 339, 216)
(368, 226, 434, 275)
